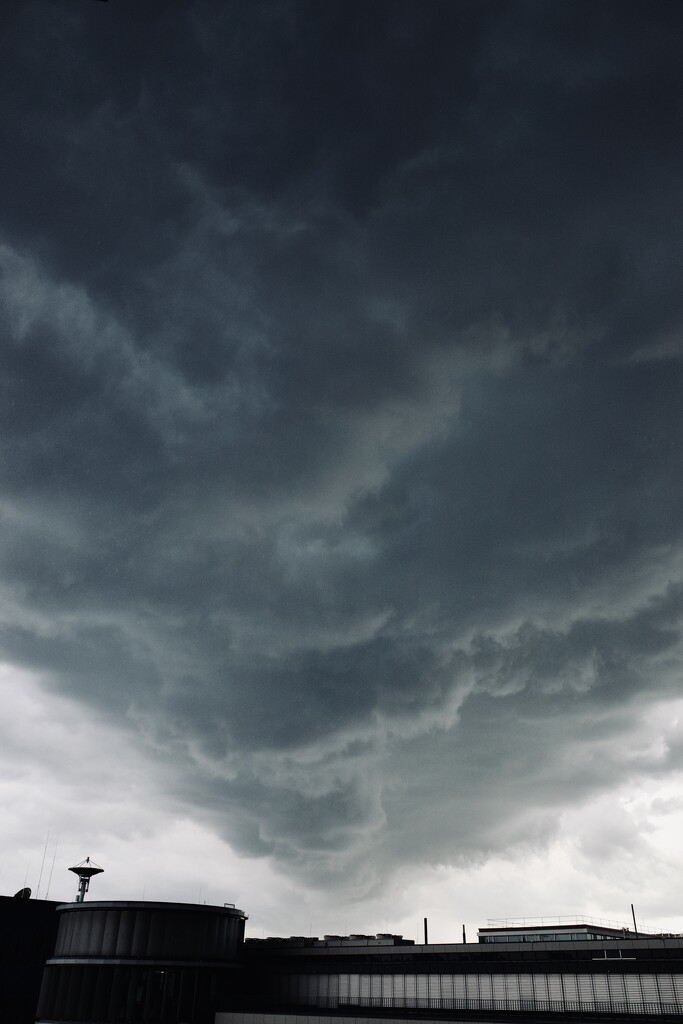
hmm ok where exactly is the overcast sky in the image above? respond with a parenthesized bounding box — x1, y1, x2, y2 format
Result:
(2, 0, 683, 940)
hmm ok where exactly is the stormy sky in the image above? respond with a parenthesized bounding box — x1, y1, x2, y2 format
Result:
(2, 0, 683, 938)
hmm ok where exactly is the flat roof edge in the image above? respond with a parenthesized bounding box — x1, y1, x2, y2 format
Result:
(55, 900, 247, 917)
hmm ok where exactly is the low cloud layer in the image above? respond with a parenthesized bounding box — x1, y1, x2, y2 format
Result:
(1, 0, 682, 910)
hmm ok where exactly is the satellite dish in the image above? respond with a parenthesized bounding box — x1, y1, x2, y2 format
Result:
(13, 887, 31, 899)
(69, 857, 104, 902)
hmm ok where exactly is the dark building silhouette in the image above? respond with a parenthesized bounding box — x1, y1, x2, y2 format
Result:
(0, 894, 60, 1024)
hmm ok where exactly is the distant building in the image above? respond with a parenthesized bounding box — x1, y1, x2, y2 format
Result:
(478, 916, 640, 943)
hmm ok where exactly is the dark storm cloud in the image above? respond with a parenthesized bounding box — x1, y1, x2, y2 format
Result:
(1, 0, 683, 890)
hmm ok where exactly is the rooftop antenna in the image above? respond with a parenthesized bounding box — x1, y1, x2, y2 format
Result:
(45, 837, 60, 900)
(36, 824, 52, 899)
(69, 857, 104, 902)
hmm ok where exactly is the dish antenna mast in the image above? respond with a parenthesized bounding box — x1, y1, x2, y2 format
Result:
(69, 857, 104, 902)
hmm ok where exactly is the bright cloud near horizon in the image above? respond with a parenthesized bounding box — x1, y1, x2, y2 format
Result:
(1, 0, 683, 941)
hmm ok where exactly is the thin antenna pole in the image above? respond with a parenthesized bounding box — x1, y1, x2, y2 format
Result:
(423, 917, 428, 944)
(36, 824, 52, 899)
(45, 838, 60, 900)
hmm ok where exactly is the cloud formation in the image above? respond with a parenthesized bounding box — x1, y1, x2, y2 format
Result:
(1, 0, 682, 912)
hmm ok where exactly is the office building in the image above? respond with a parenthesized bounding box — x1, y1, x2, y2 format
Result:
(228, 925, 683, 1023)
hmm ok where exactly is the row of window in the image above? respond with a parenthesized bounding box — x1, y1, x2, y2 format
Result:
(480, 932, 617, 943)
(265, 971, 683, 1013)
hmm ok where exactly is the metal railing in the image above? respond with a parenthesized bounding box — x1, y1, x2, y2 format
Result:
(483, 914, 662, 933)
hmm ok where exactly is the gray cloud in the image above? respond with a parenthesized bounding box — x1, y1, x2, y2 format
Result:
(1, 0, 682, 898)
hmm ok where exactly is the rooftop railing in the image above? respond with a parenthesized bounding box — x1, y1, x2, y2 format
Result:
(483, 915, 654, 932)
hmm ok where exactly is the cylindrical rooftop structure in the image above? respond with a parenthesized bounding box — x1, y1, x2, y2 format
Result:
(36, 900, 247, 1023)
